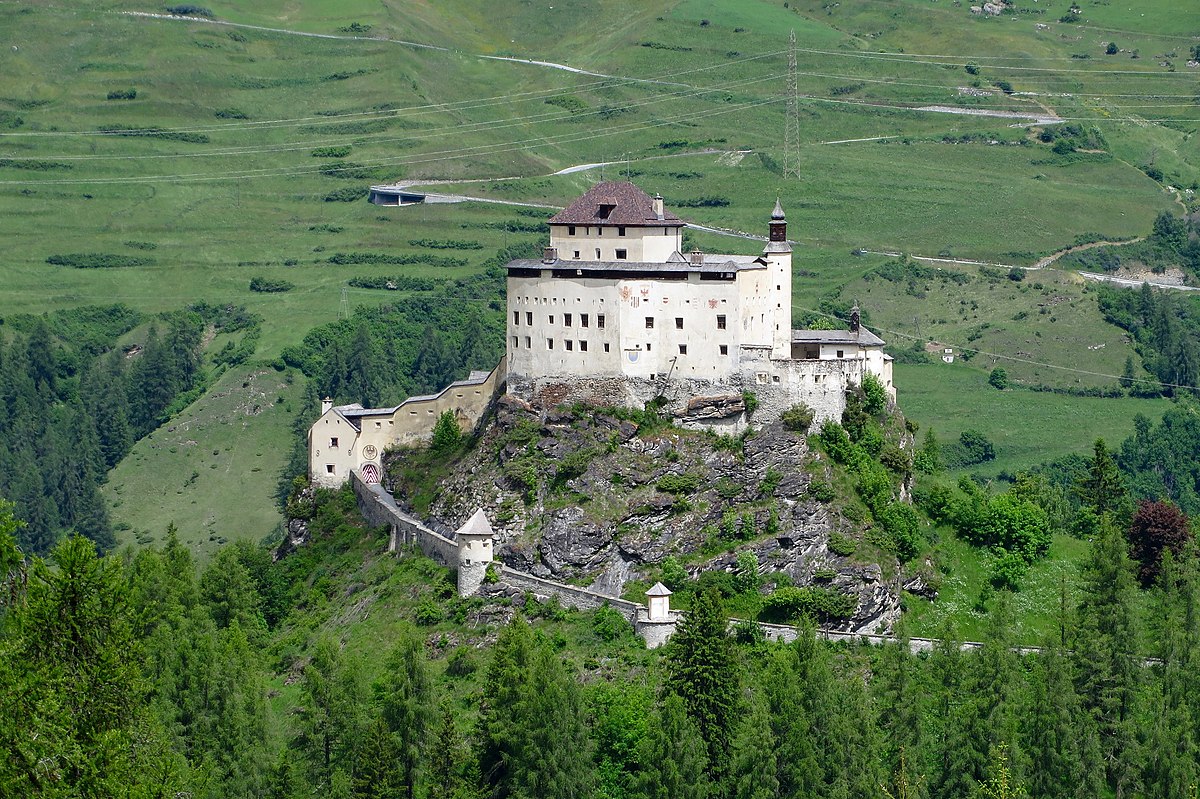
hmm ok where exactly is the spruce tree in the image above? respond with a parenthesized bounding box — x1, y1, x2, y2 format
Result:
(634, 692, 710, 799)
(729, 694, 778, 799)
(377, 630, 436, 799)
(663, 588, 740, 783)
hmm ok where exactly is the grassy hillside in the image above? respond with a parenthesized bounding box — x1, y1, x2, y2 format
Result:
(1, 0, 1195, 549)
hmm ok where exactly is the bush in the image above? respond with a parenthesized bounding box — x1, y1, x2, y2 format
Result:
(989, 551, 1028, 591)
(657, 473, 701, 494)
(879, 445, 911, 475)
(760, 586, 856, 623)
(445, 646, 477, 677)
(988, 367, 1009, 390)
(874, 502, 923, 563)
(827, 532, 857, 556)
(323, 187, 365, 202)
(106, 89, 137, 100)
(742, 391, 759, 414)
(957, 429, 996, 465)
(806, 481, 835, 503)
(47, 253, 153, 269)
(249, 276, 294, 293)
(430, 410, 462, 453)
(414, 600, 442, 626)
(660, 556, 688, 590)
(592, 604, 635, 643)
(311, 146, 351, 158)
(862, 373, 888, 415)
(817, 420, 854, 464)
(166, 4, 213, 16)
(781, 403, 815, 432)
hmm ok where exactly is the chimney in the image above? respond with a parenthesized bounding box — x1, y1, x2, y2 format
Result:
(653, 193, 664, 220)
(321, 397, 334, 415)
(689, 249, 704, 266)
(542, 246, 558, 264)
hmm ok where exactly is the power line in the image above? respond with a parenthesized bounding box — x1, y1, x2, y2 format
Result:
(783, 31, 801, 181)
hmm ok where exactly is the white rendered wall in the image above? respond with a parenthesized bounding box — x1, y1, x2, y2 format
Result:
(550, 224, 681, 263)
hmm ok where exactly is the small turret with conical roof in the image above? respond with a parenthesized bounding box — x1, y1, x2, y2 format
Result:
(456, 508, 495, 597)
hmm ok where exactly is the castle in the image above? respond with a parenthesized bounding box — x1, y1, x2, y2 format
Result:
(309, 181, 893, 487)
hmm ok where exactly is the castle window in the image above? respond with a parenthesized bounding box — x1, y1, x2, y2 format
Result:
(604, 343, 610, 352)
(581, 314, 589, 328)
(513, 311, 519, 324)
(717, 314, 727, 330)
(645, 317, 654, 329)
(597, 314, 606, 329)
(512, 336, 518, 348)
(526, 312, 533, 325)
(564, 313, 572, 326)
(580, 340, 588, 352)
(618, 226, 626, 236)
(837, 350, 845, 358)
(574, 250, 580, 259)
(719, 344, 729, 356)
(548, 339, 554, 349)
(375, 422, 381, 429)
(773, 375, 781, 383)
(616, 249, 627, 260)
(596, 248, 601, 259)
(678, 344, 687, 355)
(675, 317, 683, 330)
(330, 437, 339, 448)
(524, 336, 531, 348)
(646, 343, 652, 352)
(568, 225, 576, 235)
(326, 464, 335, 474)
(598, 203, 615, 219)
(549, 315, 554, 324)
(565, 340, 574, 351)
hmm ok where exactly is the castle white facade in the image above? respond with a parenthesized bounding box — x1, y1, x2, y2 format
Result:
(308, 181, 895, 488)
(505, 181, 893, 428)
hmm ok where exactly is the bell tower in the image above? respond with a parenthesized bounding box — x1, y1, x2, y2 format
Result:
(764, 199, 793, 359)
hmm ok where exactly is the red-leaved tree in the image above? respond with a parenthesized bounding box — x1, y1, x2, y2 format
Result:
(1128, 499, 1192, 586)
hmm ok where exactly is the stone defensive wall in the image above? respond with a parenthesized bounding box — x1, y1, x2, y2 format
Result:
(381, 360, 508, 450)
(351, 474, 458, 567)
(499, 566, 642, 619)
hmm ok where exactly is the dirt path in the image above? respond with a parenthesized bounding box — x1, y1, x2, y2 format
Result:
(1032, 237, 1144, 269)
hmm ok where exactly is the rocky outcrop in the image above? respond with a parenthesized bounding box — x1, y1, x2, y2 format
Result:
(385, 400, 905, 634)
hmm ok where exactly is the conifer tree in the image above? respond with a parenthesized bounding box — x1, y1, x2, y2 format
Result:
(1072, 520, 1142, 796)
(377, 630, 436, 799)
(663, 588, 740, 783)
(634, 692, 710, 799)
(763, 643, 820, 798)
(729, 694, 778, 799)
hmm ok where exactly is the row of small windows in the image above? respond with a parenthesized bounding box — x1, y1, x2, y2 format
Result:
(513, 313, 727, 331)
(566, 225, 627, 236)
(511, 337, 729, 357)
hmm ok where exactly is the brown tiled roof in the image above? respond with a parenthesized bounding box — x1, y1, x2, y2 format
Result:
(549, 181, 685, 227)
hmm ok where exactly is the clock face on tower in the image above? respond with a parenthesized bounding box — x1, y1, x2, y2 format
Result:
(362, 444, 378, 461)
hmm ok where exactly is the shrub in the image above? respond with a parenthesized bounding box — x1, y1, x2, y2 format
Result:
(106, 88, 137, 100)
(817, 420, 854, 464)
(957, 429, 996, 465)
(592, 604, 635, 642)
(414, 600, 442, 626)
(445, 646, 477, 677)
(323, 187, 365, 202)
(989, 551, 1028, 591)
(430, 410, 462, 453)
(657, 472, 701, 494)
(874, 502, 923, 563)
(989, 367, 1009, 390)
(47, 253, 153, 268)
(166, 4, 213, 16)
(806, 481, 836, 503)
(879, 445, 911, 475)
(249, 276, 294, 293)
(781, 403, 815, 432)
(311, 146, 351, 158)
(827, 532, 857, 556)
(660, 556, 688, 590)
(215, 108, 248, 119)
(742, 391, 759, 414)
(760, 586, 856, 623)
(862, 373, 888, 415)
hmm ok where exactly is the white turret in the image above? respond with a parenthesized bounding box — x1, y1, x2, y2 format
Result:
(764, 199, 793, 360)
(456, 508, 495, 597)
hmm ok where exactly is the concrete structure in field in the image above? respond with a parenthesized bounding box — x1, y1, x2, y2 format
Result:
(504, 181, 893, 430)
(308, 363, 505, 488)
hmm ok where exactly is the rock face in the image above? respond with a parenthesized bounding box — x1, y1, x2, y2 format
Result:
(387, 400, 904, 634)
